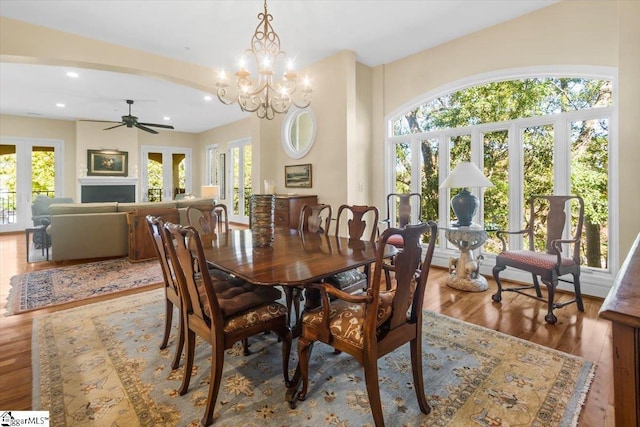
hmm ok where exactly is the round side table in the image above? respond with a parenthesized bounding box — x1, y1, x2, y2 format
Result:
(443, 226, 488, 292)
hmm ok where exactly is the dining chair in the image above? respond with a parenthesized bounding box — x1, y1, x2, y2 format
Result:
(298, 203, 332, 234)
(284, 203, 333, 325)
(325, 204, 379, 294)
(380, 193, 423, 247)
(186, 203, 229, 243)
(145, 215, 183, 370)
(492, 195, 585, 324)
(292, 221, 438, 427)
(163, 222, 292, 427)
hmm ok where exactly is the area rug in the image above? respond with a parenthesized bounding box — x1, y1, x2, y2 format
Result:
(32, 289, 595, 426)
(7, 258, 163, 315)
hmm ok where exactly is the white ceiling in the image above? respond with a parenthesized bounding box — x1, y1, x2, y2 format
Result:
(0, 0, 557, 133)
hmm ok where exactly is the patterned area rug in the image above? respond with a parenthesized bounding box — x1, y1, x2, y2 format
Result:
(32, 289, 595, 426)
(7, 258, 163, 315)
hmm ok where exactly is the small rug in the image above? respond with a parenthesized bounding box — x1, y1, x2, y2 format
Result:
(7, 258, 163, 315)
(32, 289, 595, 426)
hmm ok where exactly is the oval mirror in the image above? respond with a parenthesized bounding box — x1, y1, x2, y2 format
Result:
(282, 108, 316, 159)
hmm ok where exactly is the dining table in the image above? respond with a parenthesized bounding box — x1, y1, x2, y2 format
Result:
(200, 227, 398, 407)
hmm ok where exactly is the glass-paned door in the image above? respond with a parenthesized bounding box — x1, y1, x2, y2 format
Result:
(141, 146, 191, 202)
(228, 139, 252, 224)
(0, 138, 63, 232)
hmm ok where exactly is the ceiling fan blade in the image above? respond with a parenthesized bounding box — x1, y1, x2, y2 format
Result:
(135, 123, 158, 134)
(138, 122, 175, 129)
(103, 123, 126, 130)
(80, 119, 120, 124)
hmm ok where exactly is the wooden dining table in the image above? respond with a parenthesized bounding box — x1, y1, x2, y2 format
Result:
(201, 228, 396, 287)
(201, 227, 398, 407)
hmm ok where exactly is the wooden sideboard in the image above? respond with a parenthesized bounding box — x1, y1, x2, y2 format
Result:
(127, 208, 179, 262)
(274, 194, 318, 230)
(599, 233, 640, 427)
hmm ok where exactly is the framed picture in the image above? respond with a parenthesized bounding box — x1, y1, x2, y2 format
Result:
(87, 149, 128, 177)
(285, 163, 312, 188)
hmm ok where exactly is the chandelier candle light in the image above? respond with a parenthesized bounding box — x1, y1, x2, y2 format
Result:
(216, 0, 312, 120)
(439, 162, 494, 227)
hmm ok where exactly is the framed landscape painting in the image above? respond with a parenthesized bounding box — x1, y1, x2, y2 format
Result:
(87, 149, 128, 176)
(285, 163, 312, 188)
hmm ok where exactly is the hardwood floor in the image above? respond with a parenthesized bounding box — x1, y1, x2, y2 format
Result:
(0, 231, 615, 425)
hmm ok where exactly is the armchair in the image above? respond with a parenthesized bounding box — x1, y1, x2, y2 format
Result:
(491, 195, 585, 324)
(289, 221, 438, 427)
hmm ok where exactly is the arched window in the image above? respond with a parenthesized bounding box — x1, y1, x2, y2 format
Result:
(386, 68, 615, 288)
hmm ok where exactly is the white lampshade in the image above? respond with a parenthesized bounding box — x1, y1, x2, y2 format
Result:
(439, 162, 494, 189)
(201, 185, 220, 200)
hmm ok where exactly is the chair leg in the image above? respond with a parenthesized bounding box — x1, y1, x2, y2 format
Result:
(544, 279, 558, 325)
(274, 325, 293, 386)
(178, 329, 196, 395)
(532, 274, 543, 298)
(171, 310, 184, 370)
(296, 337, 314, 401)
(160, 299, 173, 350)
(410, 336, 431, 415)
(491, 264, 506, 302)
(201, 344, 226, 427)
(573, 273, 585, 311)
(363, 357, 385, 427)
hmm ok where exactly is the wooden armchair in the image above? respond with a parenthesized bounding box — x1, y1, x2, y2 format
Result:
(380, 193, 422, 248)
(163, 222, 292, 426)
(289, 221, 438, 427)
(492, 195, 585, 324)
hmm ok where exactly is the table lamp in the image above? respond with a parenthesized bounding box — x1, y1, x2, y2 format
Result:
(439, 162, 493, 227)
(201, 185, 220, 203)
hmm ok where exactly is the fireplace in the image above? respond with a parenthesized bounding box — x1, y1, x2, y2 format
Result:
(78, 177, 137, 203)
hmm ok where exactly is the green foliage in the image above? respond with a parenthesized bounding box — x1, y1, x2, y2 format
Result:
(392, 77, 611, 268)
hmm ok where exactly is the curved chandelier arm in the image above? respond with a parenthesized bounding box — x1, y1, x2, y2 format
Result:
(215, 0, 312, 119)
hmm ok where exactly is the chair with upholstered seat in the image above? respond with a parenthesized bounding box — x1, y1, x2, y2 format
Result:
(163, 222, 292, 426)
(291, 221, 438, 427)
(380, 193, 422, 247)
(324, 204, 379, 294)
(492, 195, 585, 324)
(145, 215, 184, 370)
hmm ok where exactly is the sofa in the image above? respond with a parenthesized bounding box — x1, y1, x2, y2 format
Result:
(46, 198, 214, 261)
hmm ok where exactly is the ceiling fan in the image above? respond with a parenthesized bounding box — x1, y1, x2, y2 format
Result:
(84, 99, 174, 134)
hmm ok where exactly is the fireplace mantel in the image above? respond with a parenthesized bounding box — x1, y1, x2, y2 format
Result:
(78, 176, 138, 186)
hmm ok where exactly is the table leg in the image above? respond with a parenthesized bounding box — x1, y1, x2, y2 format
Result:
(25, 230, 30, 263)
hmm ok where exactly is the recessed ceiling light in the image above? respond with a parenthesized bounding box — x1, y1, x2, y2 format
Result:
(163, 116, 171, 121)
(66, 71, 79, 78)
(56, 103, 65, 108)
(203, 95, 212, 101)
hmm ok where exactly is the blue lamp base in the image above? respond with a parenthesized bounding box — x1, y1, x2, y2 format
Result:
(451, 188, 478, 227)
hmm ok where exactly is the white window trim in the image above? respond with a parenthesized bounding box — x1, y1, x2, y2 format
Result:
(385, 66, 618, 298)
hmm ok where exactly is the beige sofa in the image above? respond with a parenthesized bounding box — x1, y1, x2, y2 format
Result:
(47, 198, 214, 261)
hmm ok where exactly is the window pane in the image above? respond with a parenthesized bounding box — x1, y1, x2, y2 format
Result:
(482, 130, 509, 254)
(0, 144, 17, 224)
(420, 138, 439, 223)
(571, 118, 609, 270)
(523, 124, 554, 250)
(448, 135, 471, 224)
(394, 142, 411, 194)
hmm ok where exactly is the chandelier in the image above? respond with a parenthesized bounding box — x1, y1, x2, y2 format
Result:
(216, 0, 312, 120)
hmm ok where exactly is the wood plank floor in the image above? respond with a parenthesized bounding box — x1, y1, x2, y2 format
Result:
(0, 231, 615, 425)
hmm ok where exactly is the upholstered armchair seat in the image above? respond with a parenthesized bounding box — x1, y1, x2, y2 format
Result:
(301, 289, 395, 348)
